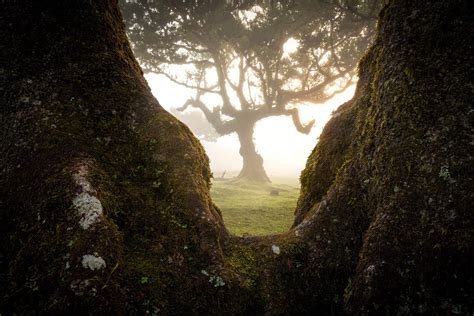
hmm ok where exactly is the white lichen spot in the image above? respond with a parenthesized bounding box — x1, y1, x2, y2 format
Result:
(73, 192, 103, 229)
(209, 275, 225, 287)
(201, 270, 225, 287)
(72, 164, 103, 229)
(272, 245, 280, 255)
(81, 254, 106, 271)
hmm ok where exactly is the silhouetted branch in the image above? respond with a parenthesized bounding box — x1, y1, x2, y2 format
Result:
(209, 48, 240, 117)
(285, 108, 316, 134)
(279, 69, 351, 103)
(160, 72, 220, 94)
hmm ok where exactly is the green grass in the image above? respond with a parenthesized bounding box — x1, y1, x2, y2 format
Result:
(210, 179, 300, 236)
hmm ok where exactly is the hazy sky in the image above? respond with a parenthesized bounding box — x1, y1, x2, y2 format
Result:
(146, 73, 355, 180)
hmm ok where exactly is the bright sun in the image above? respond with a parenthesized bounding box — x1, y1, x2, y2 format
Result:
(283, 37, 299, 56)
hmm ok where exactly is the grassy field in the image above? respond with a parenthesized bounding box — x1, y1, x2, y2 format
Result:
(210, 178, 300, 236)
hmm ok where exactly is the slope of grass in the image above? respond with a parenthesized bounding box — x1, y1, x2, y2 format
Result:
(210, 179, 299, 236)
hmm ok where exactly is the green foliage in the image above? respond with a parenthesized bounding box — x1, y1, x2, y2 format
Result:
(121, 0, 379, 139)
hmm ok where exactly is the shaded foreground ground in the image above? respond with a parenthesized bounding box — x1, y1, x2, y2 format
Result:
(211, 178, 299, 235)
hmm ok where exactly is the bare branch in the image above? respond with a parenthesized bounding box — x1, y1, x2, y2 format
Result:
(158, 59, 214, 67)
(285, 108, 316, 134)
(263, 107, 316, 134)
(171, 42, 209, 54)
(178, 98, 235, 135)
(279, 69, 351, 104)
(209, 48, 240, 117)
(235, 56, 251, 111)
(159, 72, 220, 94)
(301, 62, 317, 91)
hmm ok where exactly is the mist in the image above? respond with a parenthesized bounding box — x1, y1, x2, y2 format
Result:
(146, 73, 356, 181)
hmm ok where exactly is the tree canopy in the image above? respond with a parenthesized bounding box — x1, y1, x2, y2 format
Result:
(121, 0, 382, 181)
(123, 0, 381, 115)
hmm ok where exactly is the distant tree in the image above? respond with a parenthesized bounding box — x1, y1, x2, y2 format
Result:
(122, 1, 381, 182)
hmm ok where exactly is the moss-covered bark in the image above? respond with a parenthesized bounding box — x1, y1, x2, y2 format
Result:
(0, 0, 472, 314)
(0, 1, 228, 314)
(295, 0, 474, 313)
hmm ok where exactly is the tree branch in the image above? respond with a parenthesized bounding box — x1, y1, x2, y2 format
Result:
(209, 48, 240, 117)
(159, 72, 220, 94)
(262, 107, 316, 134)
(177, 98, 236, 135)
(285, 108, 315, 134)
(279, 69, 350, 104)
(235, 56, 251, 111)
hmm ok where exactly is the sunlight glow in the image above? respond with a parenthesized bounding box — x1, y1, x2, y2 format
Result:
(283, 37, 299, 56)
(237, 5, 264, 28)
(145, 73, 356, 179)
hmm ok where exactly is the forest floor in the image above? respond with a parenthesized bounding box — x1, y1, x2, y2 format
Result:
(210, 178, 299, 236)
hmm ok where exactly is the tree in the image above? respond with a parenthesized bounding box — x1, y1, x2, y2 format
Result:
(0, 0, 472, 314)
(121, 0, 381, 182)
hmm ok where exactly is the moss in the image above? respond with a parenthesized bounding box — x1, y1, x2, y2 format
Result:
(295, 99, 359, 226)
(2, 0, 472, 314)
(225, 243, 260, 290)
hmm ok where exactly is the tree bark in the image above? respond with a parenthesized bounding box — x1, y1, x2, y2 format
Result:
(0, 1, 227, 313)
(236, 123, 271, 183)
(1, 0, 472, 315)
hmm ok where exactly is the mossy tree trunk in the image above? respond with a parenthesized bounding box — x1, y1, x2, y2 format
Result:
(0, 1, 227, 313)
(236, 123, 271, 183)
(1, 0, 472, 315)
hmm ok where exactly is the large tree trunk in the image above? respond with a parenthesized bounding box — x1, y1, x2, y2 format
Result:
(0, 1, 227, 314)
(1, 0, 472, 315)
(236, 123, 271, 183)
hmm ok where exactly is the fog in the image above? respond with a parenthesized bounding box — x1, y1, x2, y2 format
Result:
(146, 73, 355, 181)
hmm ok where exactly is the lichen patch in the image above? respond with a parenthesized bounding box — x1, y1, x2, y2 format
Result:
(271, 245, 280, 255)
(81, 254, 106, 271)
(73, 192, 103, 229)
